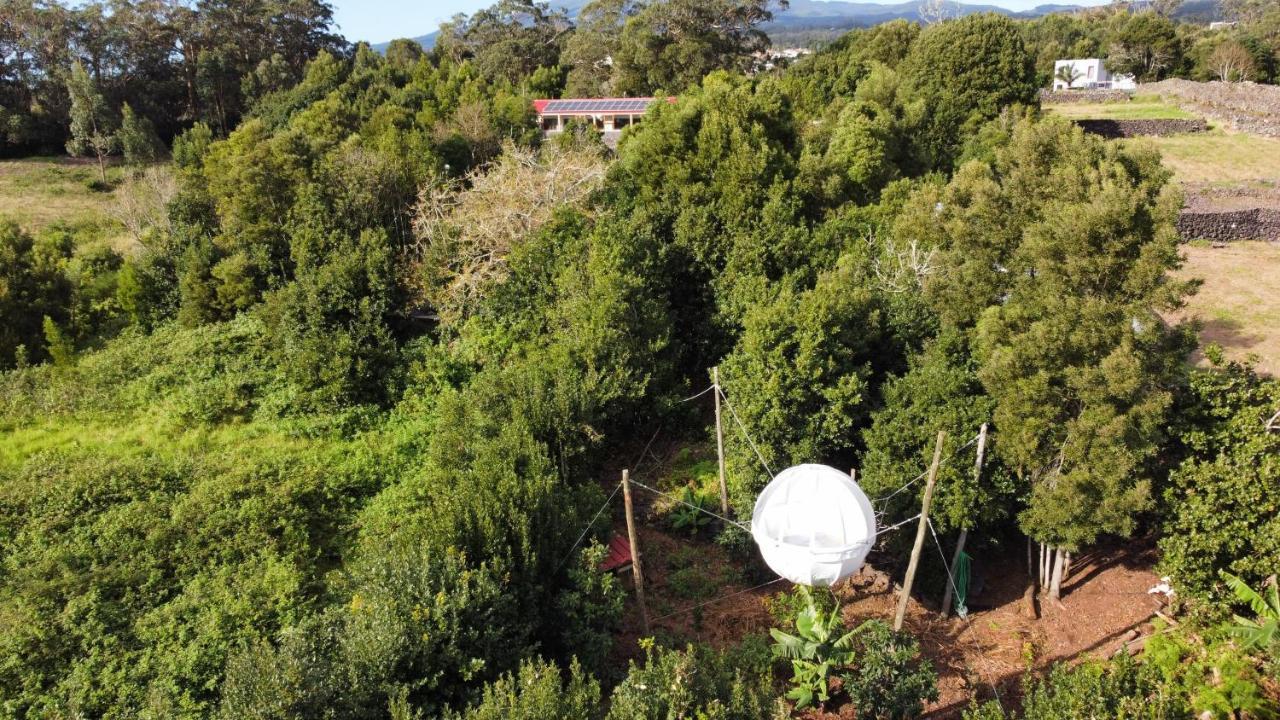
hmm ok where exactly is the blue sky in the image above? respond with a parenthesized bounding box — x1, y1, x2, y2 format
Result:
(332, 0, 1113, 45)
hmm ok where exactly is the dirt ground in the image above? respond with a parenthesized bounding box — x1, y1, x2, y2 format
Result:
(609, 509, 1163, 718)
(1174, 240, 1280, 377)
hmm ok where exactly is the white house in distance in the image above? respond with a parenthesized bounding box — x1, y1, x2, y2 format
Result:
(1052, 58, 1137, 90)
(533, 97, 675, 138)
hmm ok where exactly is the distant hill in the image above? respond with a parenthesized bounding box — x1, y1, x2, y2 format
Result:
(368, 0, 1222, 53)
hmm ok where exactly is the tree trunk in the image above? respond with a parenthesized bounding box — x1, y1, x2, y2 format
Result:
(96, 151, 107, 185)
(1039, 543, 1049, 590)
(941, 528, 968, 618)
(1049, 547, 1065, 600)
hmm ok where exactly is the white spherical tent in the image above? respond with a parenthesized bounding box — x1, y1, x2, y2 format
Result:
(751, 464, 877, 586)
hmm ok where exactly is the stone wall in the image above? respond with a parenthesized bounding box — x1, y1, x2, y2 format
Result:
(1142, 79, 1280, 138)
(1074, 118, 1208, 138)
(1039, 88, 1133, 104)
(1177, 208, 1280, 242)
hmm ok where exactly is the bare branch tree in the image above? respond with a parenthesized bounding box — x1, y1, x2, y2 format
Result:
(918, 0, 951, 25)
(410, 142, 608, 324)
(1209, 41, 1256, 82)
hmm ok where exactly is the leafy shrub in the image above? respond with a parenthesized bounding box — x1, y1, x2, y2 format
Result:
(445, 658, 601, 720)
(1144, 627, 1273, 718)
(1160, 360, 1280, 604)
(839, 620, 938, 720)
(964, 653, 1185, 720)
(554, 542, 626, 673)
(335, 544, 528, 717)
(606, 638, 785, 720)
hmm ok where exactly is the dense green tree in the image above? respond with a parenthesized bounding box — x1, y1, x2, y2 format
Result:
(118, 101, 165, 165)
(562, 0, 639, 96)
(861, 329, 1009, 535)
(612, 0, 781, 95)
(719, 252, 897, 506)
(1106, 12, 1185, 81)
(916, 116, 1195, 594)
(900, 14, 1037, 170)
(259, 228, 398, 407)
(436, 0, 571, 85)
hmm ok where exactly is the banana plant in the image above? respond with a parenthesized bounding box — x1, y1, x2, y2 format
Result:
(770, 587, 860, 708)
(670, 486, 713, 534)
(1223, 573, 1280, 655)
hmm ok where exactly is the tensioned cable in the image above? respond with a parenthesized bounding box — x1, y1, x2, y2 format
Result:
(716, 386, 776, 478)
(926, 516, 1007, 714)
(646, 514, 924, 624)
(630, 426, 663, 479)
(554, 481, 624, 573)
(629, 477, 752, 532)
(678, 384, 717, 403)
(870, 427, 977, 502)
(650, 576, 790, 622)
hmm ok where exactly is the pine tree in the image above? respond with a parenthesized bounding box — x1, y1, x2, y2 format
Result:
(118, 103, 165, 167)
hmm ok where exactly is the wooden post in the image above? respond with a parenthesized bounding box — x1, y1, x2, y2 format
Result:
(942, 423, 986, 618)
(712, 367, 729, 518)
(894, 431, 945, 632)
(621, 469, 650, 635)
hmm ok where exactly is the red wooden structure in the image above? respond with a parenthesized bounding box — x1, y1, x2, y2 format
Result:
(599, 534, 634, 573)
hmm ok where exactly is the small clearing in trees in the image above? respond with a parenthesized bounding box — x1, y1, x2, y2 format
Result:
(607, 453, 1162, 718)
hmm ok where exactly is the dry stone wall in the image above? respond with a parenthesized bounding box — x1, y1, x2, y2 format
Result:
(1142, 79, 1280, 138)
(1177, 208, 1280, 242)
(1074, 118, 1208, 138)
(1039, 89, 1133, 104)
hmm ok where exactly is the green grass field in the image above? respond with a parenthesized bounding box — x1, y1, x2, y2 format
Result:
(1124, 129, 1280, 185)
(1046, 97, 1197, 121)
(0, 156, 127, 231)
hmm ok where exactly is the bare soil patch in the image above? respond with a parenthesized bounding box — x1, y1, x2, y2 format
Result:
(1174, 241, 1280, 377)
(609, 507, 1163, 718)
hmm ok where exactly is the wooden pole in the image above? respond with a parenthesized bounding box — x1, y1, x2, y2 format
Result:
(621, 469, 650, 635)
(894, 431, 945, 632)
(942, 424, 986, 618)
(712, 367, 729, 518)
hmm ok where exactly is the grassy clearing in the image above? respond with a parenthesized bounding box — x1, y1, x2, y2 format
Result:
(1174, 241, 1280, 376)
(1045, 99, 1196, 120)
(1124, 129, 1280, 185)
(0, 156, 127, 232)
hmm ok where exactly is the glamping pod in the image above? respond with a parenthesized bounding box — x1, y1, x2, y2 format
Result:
(751, 464, 877, 586)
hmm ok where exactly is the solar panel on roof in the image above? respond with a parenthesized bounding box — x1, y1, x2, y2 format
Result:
(538, 98, 659, 115)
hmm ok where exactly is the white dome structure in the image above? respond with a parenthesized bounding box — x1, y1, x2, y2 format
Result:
(751, 464, 877, 586)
